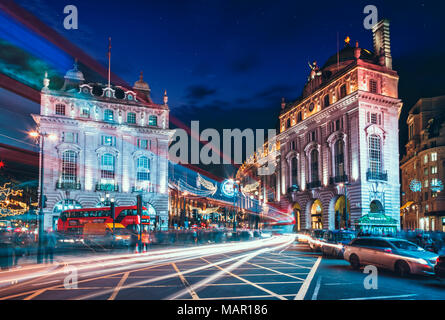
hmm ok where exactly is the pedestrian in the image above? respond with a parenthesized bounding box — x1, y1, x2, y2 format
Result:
(12, 232, 23, 267)
(44, 231, 57, 264)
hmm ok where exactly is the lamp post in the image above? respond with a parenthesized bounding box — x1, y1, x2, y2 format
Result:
(29, 130, 56, 264)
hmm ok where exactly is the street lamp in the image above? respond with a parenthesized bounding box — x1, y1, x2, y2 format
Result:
(29, 130, 57, 264)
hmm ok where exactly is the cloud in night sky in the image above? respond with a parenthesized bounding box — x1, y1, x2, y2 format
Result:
(185, 85, 218, 101)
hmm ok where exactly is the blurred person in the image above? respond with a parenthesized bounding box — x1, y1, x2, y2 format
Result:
(44, 231, 57, 264)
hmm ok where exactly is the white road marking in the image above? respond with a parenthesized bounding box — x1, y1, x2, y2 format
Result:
(311, 276, 322, 300)
(294, 256, 322, 300)
(108, 272, 129, 300)
(172, 263, 199, 300)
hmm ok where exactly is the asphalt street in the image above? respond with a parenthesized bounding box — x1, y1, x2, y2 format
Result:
(0, 235, 443, 300)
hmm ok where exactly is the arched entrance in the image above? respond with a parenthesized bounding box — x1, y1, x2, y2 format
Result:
(311, 199, 323, 229)
(370, 200, 384, 213)
(334, 196, 349, 229)
(292, 202, 301, 232)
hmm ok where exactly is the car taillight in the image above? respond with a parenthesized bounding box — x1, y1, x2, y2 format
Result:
(384, 248, 392, 253)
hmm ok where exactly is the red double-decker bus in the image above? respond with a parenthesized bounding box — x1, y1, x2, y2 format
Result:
(57, 205, 153, 235)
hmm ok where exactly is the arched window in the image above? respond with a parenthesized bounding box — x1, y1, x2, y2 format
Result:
(61, 150, 77, 184)
(137, 156, 150, 182)
(334, 139, 345, 177)
(291, 157, 298, 186)
(104, 109, 114, 122)
(310, 149, 319, 183)
(101, 153, 115, 183)
(324, 94, 330, 108)
(368, 135, 381, 174)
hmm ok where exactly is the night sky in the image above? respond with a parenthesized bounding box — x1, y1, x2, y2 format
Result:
(1, 0, 445, 178)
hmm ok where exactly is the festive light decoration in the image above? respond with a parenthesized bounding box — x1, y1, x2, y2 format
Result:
(409, 179, 421, 192)
(241, 181, 259, 194)
(221, 179, 237, 198)
(178, 179, 216, 197)
(188, 205, 220, 215)
(196, 173, 217, 195)
(0, 183, 29, 217)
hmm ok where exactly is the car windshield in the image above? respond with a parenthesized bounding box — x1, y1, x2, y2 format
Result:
(338, 233, 355, 241)
(390, 240, 421, 251)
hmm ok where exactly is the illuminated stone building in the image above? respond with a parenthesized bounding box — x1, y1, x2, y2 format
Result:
(32, 62, 174, 230)
(237, 19, 402, 233)
(400, 95, 445, 231)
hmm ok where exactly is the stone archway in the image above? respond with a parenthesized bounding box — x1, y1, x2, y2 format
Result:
(334, 196, 349, 229)
(292, 202, 302, 232)
(310, 199, 323, 229)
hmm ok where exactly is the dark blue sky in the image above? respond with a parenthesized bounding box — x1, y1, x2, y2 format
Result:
(1, 0, 445, 177)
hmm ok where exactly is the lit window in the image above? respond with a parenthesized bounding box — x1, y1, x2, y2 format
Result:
(127, 112, 136, 124)
(431, 152, 437, 161)
(100, 154, 115, 183)
(55, 104, 65, 115)
(104, 109, 114, 122)
(137, 156, 150, 182)
(101, 136, 115, 146)
(431, 166, 437, 174)
(424, 154, 429, 163)
(424, 180, 429, 188)
(61, 151, 77, 183)
(368, 135, 381, 173)
(149, 115, 158, 126)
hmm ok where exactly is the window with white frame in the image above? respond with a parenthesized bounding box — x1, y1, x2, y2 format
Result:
(104, 109, 114, 122)
(148, 115, 157, 126)
(61, 150, 77, 183)
(62, 132, 78, 143)
(136, 156, 150, 188)
(127, 112, 136, 124)
(368, 134, 381, 173)
(101, 135, 116, 146)
(100, 154, 115, 183)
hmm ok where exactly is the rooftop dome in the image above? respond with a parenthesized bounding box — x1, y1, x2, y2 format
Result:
(64, 59, 85, 81)
(133, 71, 150, 92)
(322, 45, 374, 70)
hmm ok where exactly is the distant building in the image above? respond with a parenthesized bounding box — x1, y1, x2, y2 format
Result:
(400, 95, 445, 232)
(32, 63, 174, 231)
(237, 19, 402, 234)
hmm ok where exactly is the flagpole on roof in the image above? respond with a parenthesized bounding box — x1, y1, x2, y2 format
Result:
(108, 37, 111, 90)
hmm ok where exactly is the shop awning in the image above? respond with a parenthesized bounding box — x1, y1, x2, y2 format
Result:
(400, 201, 413, 211)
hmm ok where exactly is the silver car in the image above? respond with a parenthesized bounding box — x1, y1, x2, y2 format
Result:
(344, 237, 438, 276)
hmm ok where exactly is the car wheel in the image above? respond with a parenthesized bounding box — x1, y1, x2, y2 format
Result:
(395, 260, 410, 277)
(349, 254, 360, 270)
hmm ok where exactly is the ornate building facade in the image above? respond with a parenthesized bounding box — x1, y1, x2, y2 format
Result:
(33, 63, 174, 231)
(400, 95, 445, 231)
(237, 19, 402, 233)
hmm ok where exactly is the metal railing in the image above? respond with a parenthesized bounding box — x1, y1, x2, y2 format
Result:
(366, 170, 387, 181)
(56, 181, 81, 190)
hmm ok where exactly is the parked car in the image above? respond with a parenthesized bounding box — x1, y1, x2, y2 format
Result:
(308, 229, 327, 252)
(321, 230, 356, 258)
(434, 255, 445, 279)
(344, 237, 439, 276)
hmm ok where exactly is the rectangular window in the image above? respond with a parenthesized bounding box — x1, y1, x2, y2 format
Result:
(138, 139, 148, 149)
(424, 168, 428, 176)
(148, 115, 157, 126)
(369, 80, 378, 93)
(431, 152, 437, 161)
(127, 112, 136, 124)
(101, 136, 115, 146)
(55, 104, 65, 115)
(371, 113, 377, 124)
(104, 109, 114, 122)
(408, 123, 414, 140)
(424, 180, 429, 188)
(431, 166, 437, 174)
(424, 154, 429, 164)
(80, 108, 90, 118)
(62, 132, 78, 143)
(432, 178, 438, 187)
